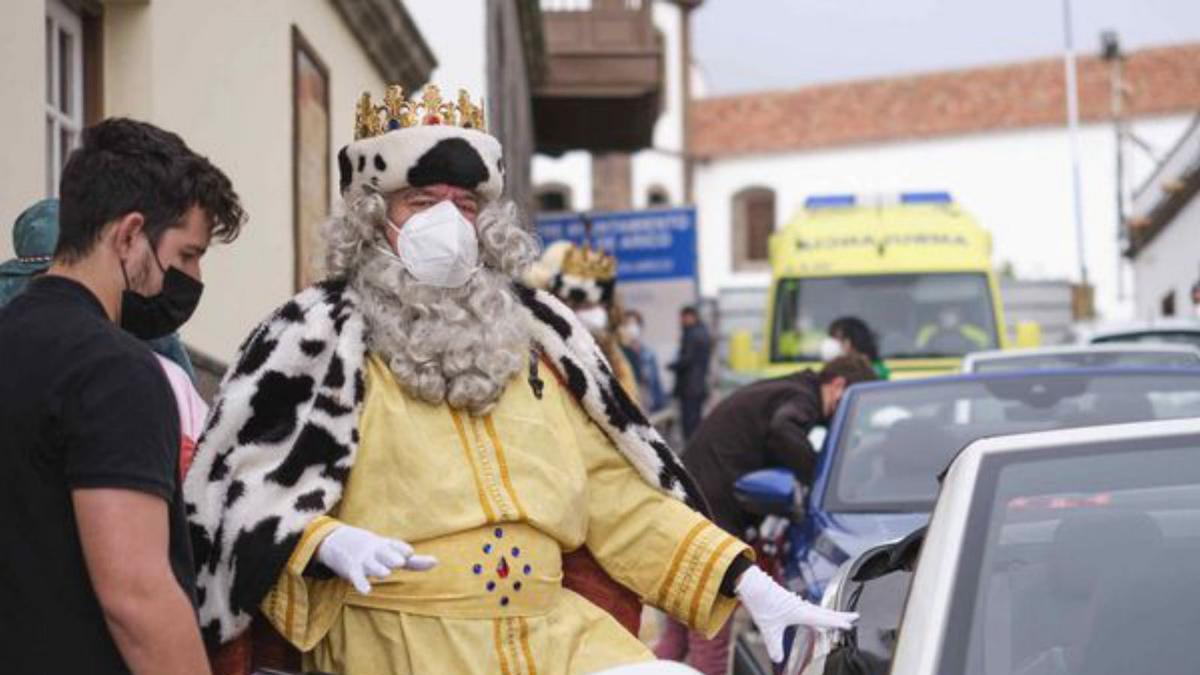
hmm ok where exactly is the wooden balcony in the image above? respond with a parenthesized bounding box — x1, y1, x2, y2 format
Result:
(533, 0, 663, 154)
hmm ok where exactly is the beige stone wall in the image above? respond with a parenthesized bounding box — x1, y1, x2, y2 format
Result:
(0, 0, 49, 260)
(96, 0, 386, 362)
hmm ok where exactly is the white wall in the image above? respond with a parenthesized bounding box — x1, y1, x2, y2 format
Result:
(1132, 194, 1200, 320)
(532, 151, 593, 211)
(692, 115, 1192, 321)
(0, 0, 51, 260)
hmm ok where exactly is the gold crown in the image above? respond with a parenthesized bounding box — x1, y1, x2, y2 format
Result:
(561, 243, 617, 281)
(354, 84, 486, 140)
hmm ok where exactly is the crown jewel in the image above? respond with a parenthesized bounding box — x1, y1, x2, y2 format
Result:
(354, 84, 486, 140)
(561, 243, 617, 281)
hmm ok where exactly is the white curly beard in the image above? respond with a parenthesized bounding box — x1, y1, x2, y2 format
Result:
(323, 191, 540, 415)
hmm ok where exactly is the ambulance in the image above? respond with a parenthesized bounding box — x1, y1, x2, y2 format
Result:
(729, 192, 1039, 379)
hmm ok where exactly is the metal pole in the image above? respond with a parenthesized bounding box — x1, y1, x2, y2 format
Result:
(1062, 0, 1089, 286)
(1107, 38, 1126, 299)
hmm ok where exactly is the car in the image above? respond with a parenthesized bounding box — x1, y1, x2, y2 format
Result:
(805, 416, 1200, 675)
(741, 367, 1200, 602)
(962, 343, 1200, 373)
(1074, 318, 1200, 351)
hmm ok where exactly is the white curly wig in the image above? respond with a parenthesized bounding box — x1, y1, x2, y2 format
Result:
(323, 186, 541, 415)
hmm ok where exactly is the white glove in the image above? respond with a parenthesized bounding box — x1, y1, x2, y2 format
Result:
(315, 524, 438, 594)
(735, 566, 858, 663)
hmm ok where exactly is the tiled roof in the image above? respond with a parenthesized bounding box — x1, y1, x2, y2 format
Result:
(691, 43, 1200, 158)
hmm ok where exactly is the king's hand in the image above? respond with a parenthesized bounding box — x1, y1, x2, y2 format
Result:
(735, 566, 858, 663)
(316, 524, 438, 594)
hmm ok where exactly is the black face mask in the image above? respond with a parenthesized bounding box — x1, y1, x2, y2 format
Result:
(120, 238, 204, 340)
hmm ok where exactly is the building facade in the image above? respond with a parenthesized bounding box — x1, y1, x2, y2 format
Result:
(533, 38, 1200, 322)
(1128, 113, 1200, 320)
(1, 0, 543, 370)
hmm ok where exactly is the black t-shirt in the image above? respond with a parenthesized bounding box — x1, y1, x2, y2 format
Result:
(0, 276, 195, 675)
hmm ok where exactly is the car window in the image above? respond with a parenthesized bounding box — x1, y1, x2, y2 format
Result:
(827, 373, 1200, 513)
(937, 438, 1200, 675)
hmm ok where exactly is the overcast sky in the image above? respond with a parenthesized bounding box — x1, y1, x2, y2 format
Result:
(693, 0, 1200, 97)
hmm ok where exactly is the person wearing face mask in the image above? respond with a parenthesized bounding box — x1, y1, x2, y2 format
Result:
(0, 118, 245, 675)
(822, 316, 890, 380)
(620, 310, 667, 413)
(542, 241, 642, 409)
(188, 84, 856, 675)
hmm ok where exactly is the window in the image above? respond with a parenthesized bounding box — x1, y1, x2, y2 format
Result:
(731, 187, 776, 269)
(535, 183, 573, 213)
(646, 185, 670, 207)
(45, 0, 84, 198)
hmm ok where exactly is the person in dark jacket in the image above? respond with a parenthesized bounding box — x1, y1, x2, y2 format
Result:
(670, 305, 712, 440)
(683, 355, 879, 535)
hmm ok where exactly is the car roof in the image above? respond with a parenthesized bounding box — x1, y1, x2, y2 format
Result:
(843, 365, 1200, 400)
(966, 343, 1200, 363)
(1081, 318, 1200, 339)
(950, 416, 1200, 473)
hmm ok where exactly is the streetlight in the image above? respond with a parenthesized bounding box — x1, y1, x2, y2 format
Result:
(1062, 0, 1089, 289)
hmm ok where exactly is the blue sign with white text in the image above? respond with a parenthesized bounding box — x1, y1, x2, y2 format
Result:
(535, 207, 698, 283)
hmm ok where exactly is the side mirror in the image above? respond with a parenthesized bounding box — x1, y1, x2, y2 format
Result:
(728, 329, 760, 372)
(1014, 321, 1042, 348)
(734, 468, 803, 518)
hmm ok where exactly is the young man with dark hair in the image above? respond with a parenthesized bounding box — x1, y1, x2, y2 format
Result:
(0, 117, 244, 675)
(681, 355, 878, 535)
(657, 355, 878, 670)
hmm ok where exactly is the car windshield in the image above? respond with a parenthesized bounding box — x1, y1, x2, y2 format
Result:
(826, 372, 1200, 512)
(971, 350, 1200, 373)
(1092, 330, 1200, 351)
(771, 273, 999, 361)
(937, 436, 1200, 675)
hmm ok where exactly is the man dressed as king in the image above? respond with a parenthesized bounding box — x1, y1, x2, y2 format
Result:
(185, 85, 855, 675)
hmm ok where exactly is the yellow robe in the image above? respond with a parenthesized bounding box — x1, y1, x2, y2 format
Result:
(261, 355, 749, 675)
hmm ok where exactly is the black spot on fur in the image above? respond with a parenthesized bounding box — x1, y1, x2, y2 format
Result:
(185, 501, 196, 516)
(516, 285, 573, 340)
(300, 339, 326, 357)
(600, 373, 648, 430)
(206, 400, 224, 432)
(558, 356, 589, 400)
(208, 447, 233, 482)
(374, 153, 387, 172)
(324, 353, 346, 389)
(357, 154, 366, 173)
(333, 310, 351, 334)
(295, 489, 326, 512)
(354, 370, 366, 403)
(337, 147, 352, 193)
(235, 332, 277, 377)
(314, 393, 352, 417)
(225, 480, 245, 508)
(229, 518, 299, 619)
(196, 585, 207, 611)
(201, 620, 222, 651)
(189, 522, 214, 575)
(208, 523, 225, 575)
(278, 301, 305, 323)
(407, 138, 489, 191)
(237, 372, 315, 446)
(497, 154, 506, 175)
(264, 424, 350, 487)
(567, 288, 588, 305)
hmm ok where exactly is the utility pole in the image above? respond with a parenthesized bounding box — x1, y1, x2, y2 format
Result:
(1102, 30, 1127, 300)
(1062, 0, 1089, 289)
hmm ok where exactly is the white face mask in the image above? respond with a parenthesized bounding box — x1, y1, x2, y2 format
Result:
(619, 322, 641, 343)
(385, 200, 479, 288)
(577, 306, 609, 332)
(819, 336, 844, 362)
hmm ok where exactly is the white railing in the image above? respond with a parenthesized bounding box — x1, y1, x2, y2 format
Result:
(1131, 113, 1200, 219)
